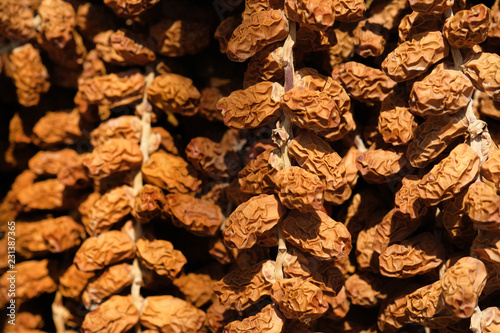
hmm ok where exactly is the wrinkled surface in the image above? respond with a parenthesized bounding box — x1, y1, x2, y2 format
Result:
(333, 0, 365, 22)
(282, 73, 350, 133)
(482, 149, 500, 190)
(399, 11, 443, 42)
(355, 147, 408, 184)
(271, 277, 329, 321)
(82, 185, 134, 236)
(382, 31, 449, 82)
(142, 150, 201, 194)
(90, 116, 142, 147)
(288, 131, 346, 203)
(476, 307, 500, 333)
(82, 263, 133, 309)
(379, 232, 444, 278)
(81, 295, 139, 333)
(83, 138, 142, 179)
(185, 137, 240, 180)
(217, 81, 283, 129)
(141, 295, 206, 333)
(147, 73, 200, 116)
(274, 166, 324, 212)
(150, 19, 211, 57)
(132, 184, 167, 224)
(394, 175, 428, 220)
(224, 194, 285, 249)
(417, 143, 480, 206)
(462, 52, 500, 101)
(213, 260, 273, 311)
(464, 181, 500, 231)
(4, 44, 50, 107)
(16, 179, 77, 212)
(283, 210, 351, 260)
(227, 10, 289, 62)
(441, 257, 487, 318)
(409, 0, 453, 14)
(284, 0, 335, 31)
(409, 68, 474, 117)
(165, 193, 222, 237)
(75, 70, 145, 113)
(238, 148, 277, 194)
(345, 273, 387, 308)
(0, 259, 57, 306)
(59, 264, 95, 299)
(407, 110, 468, 168)
(104, 0, 159, 18)
(16, 216, 85, 259)
(74, 230, 135, 271)
(223, 304, 284, 333)
(31, 110, 85, 149)
(94, 29, 156, 66)
(38, 0, 75, 48)
(378, 94, 417, 146)
(243, 43, 284, 88)
(405, 281, 446, 327)
(332, 62, 396, 103)
(173, 273, 214, 307)
(471, 230, 500, 264)
(443, 4, 490, 48)
(136, 238, 186, 279)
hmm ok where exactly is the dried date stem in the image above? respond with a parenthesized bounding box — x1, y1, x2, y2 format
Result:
(274, 19, 297, 281)
(131, 70, 155, 332)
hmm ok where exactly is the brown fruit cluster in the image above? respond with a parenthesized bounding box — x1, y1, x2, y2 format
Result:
(1, 0, 500, 332)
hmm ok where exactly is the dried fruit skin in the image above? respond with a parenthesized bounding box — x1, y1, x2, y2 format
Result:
(74, 230, 136, 271)
(142, 151, 201, 194)
(16, 216, 86, 259)
(0, 0, 38, 41)
(147, 73, 200, 116)
(394, 175, 428, 220)
(83, 138, 142, 179)
(379, 232, 444, 278)
(471, 230, 500, 265)
(150, 19, 211, 57)
(443, 4, 490, 49)
(185, 137, 240, 180)
(409, 68, 474, 117)
(104, 0, 159, 18)
(274, 166, 324, 213)
(284, 0, 335, 32)
(31, 110, 85, 149)
(441, 257, 487, 318)
(213, 260, 274, 311)
(165, 193, 222, 237)
(59, 264, 95, 299)
(405, 281, 447, 327)
(132, 184, 167, 224)
(345, 273, 387, 308)
(135, 238, 186, 279)
(282, 75, 350, 133)
(288, 131, 346, 202)
(462, 52, 500, 101)
(238, 148, 277, 194)
(476, 307, 500, 333)
(215, 16, 241, 54)
(173, 273, 214, 307)
(224, 194, 285, 249)
(382, 31, 449, 82)
(227, 9, 289, 62)
(16, 179, 77, 212)
(409, 0, 453, 14)
(464, 182, 500, 231)
(333, 0, 365, 22)
(94, 29, 156, 66)
(481, 149, 500, 190)
(82, 185, 134, 236)
(4, 44, 50, 107)
(217, 81, 283, 129)
(243, 43, 284, 88)
(332, 62, 397, 104)
(417, 143, 480, 206)
(407, 110, 468, 168)
(223, 304, 284, 333)
(398, 11, 444, 42)
(38, 0, 76, 48)
(0, 259, 57, 307)
(81, 295, 139, 333)
(141, 295, 206, 333)
(271, 277, 329, 321)
(283, 210, 352, 260)
(355, 147, 408, 184)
